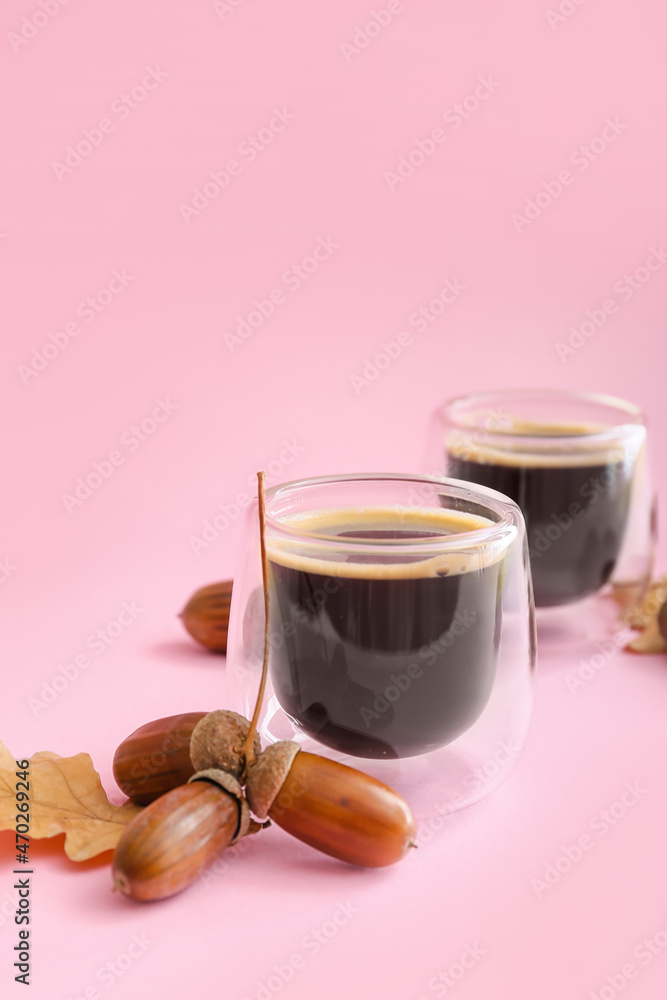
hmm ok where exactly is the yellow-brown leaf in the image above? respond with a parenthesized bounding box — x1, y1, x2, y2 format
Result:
(625, 620, 667, 654)
(621, 577, 667, 630)
(0, 743, 141, 861)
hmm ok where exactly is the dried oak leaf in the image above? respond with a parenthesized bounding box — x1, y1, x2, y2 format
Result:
(625, 619, 667, 655)
(0, 742, 141, 861)
(623, 577, 667, 631)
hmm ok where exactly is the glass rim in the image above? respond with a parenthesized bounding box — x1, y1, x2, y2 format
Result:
(442, 387, 645, 443)
(263, 473, 521, 555)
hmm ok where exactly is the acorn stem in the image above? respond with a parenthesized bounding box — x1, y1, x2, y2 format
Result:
(247, 819, 271, 836)
(242, 471, 270, 775)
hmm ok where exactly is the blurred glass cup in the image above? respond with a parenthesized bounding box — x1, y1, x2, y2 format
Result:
(426, 390, 654, 628)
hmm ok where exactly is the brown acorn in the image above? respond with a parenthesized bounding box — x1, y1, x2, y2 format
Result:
(180, 580, 233, 653)
(113, 709, 261, 805)
(113, 712, 206, 805)
(658, 600, 667, 644)
(246, 745, 417, 868)
(112, 772, 248, 901)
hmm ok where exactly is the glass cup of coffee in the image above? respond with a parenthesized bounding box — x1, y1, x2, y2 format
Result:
(226, 474, 535, 819)
(428, 390, 654, 619)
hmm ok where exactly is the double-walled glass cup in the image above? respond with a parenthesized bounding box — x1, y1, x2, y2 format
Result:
(226, 474, 535, 819)
(427, 390, 654, 617)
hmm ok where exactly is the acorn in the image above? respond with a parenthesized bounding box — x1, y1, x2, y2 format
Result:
(180, 580, 233, 653)
(113, 712, 206, 805)
(658, 600, 667, 643)
(113, 710, 261, 805)
(112, 770, 249, 901)
(246, 744, 417, 868)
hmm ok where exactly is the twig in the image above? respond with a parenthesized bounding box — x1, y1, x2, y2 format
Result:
(242, 471, 270, 774)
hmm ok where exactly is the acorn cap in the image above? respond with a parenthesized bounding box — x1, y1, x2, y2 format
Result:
(188, 768, 250, 844)
(189, 710, 261, 780)
(245, 742, 302, 821)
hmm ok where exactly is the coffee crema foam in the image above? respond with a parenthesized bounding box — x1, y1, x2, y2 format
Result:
(454, 416, 610, 437)
(266, 505, 514, 579)
(446, 434, 637, 469)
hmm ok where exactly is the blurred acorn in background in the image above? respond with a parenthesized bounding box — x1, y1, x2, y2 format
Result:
(180, 581, 233, 653)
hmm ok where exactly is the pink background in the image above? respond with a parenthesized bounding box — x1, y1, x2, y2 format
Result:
(2, 1, 667, 997)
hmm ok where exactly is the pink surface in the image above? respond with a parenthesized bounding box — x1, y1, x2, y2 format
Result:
(2, 1, 667, 997)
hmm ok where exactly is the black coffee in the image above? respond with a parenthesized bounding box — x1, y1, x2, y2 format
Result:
(267, 507, 507, 759)
(447, 443, 632, 607)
